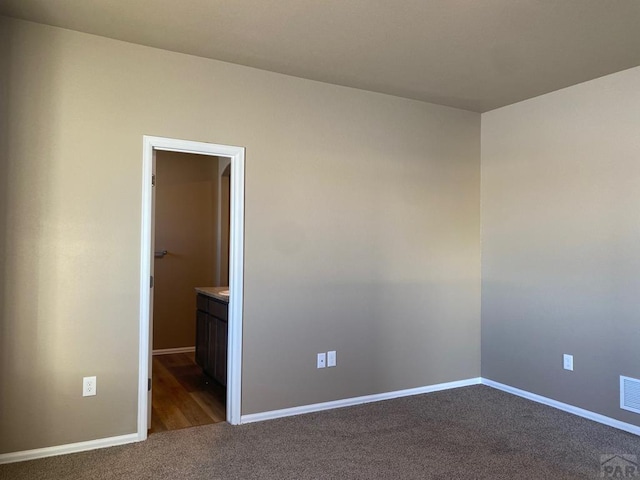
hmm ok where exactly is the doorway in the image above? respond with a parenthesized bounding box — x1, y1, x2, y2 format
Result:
(150, 151, 229, 432)
(138, 136, 245, 441)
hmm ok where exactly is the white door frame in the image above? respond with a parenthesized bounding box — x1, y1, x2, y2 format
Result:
(138, 135, 245, 440)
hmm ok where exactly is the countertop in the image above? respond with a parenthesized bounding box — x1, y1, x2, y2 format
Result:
(195, 286, 229, 304)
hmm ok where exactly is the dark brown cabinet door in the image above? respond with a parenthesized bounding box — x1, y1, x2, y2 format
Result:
(215, 318, 228, 386)
(195, 310, 208, 367)
(204, 314, 217, 378)
(195, 293, 228, 386)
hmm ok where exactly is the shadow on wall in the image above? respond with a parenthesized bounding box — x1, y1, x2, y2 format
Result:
(0, 19, 11, 435)
(0, 18, 60, 453)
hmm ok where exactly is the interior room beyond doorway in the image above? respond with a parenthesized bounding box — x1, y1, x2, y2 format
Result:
(151, 151, 231, 433)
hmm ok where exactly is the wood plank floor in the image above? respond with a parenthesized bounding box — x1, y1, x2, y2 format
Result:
(150, 352, 226, 434)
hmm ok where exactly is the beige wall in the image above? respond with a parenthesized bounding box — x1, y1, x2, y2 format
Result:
(481, 66, 640, 426)
(153, 151, 219, 350)
(0, 16, 480, 453)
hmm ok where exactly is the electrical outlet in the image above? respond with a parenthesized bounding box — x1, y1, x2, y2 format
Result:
(563, 354, 573, 371)
(327, 350, 337, 367)
(83, 376, 97, 396)
(317, 353, 326, 369)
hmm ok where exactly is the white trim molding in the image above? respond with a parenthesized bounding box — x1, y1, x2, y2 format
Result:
(0, 379, 479, 464)
(482, 378, 640, 436)
(5, 377, 639, 463)
(139, 135, 245, 439)
(241, 377, 482, 424)
(0, 434, 139, 465)
(152, 346, 196, 356)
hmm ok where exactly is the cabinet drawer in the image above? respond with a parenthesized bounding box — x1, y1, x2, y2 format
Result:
(196, 294, 209, 312)
(208, 298, 228, 320)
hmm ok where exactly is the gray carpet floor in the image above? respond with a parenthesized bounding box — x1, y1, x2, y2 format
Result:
(1, 385, 639, 479)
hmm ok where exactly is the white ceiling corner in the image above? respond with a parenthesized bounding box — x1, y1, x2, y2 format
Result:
(2, 0, 640, 112)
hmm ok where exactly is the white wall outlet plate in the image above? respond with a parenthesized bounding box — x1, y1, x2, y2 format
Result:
(83, 376, 97, 396)
(317, 353, 326, 369)
(327, 350, 337, 367)
(563, 354, 573, 371)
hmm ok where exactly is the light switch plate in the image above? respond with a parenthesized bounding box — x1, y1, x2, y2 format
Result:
(327, 350, 336, 367)
(563, 354, 573, 371)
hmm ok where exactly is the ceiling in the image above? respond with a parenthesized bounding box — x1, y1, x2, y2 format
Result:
(2, 0, 640, 112)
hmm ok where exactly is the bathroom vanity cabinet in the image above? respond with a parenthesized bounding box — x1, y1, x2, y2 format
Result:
(195, 289, 228, 387)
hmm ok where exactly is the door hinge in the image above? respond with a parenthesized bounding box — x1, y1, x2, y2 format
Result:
(150, 275, 154, 288)
(148, 378, 152, 391)
(152, 174, 156, 187)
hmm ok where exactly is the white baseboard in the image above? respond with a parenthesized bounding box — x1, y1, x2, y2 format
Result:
(482, 378, 640, 436)
(240, 377, 482, 424)
(152, 346, 195, 356)
(0, 378, 480, 464)
(0, 433, 141, 465)
(5, 377, 637, 464)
